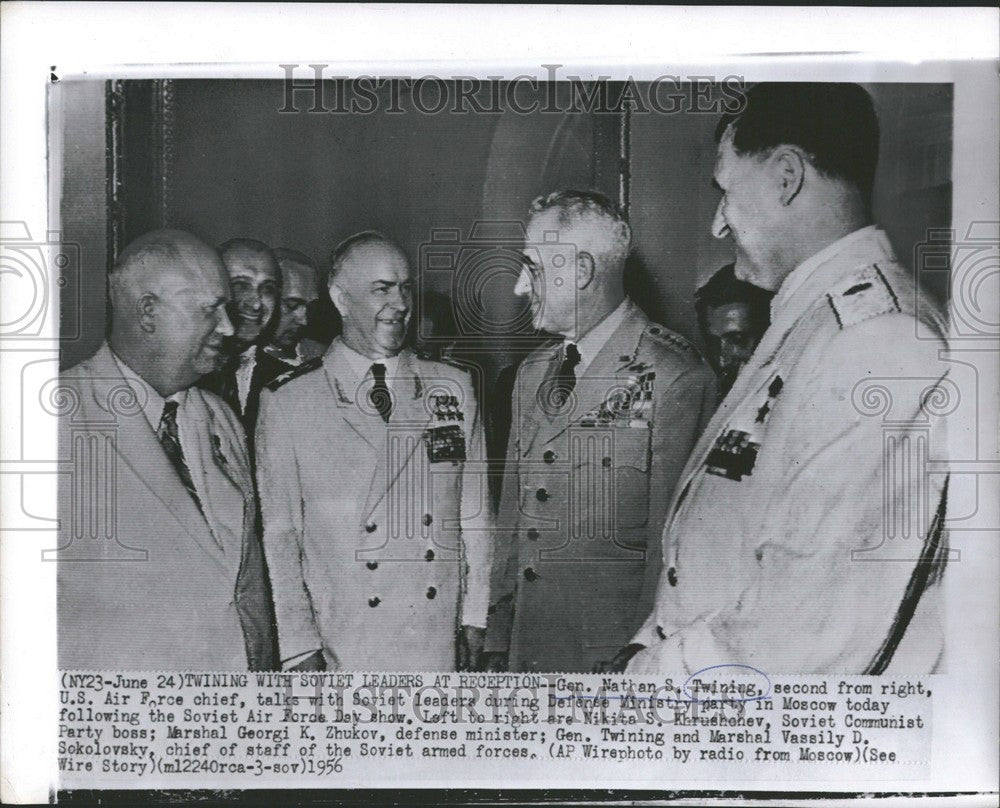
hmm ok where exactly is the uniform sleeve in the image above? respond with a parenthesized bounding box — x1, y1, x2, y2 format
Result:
(633, 362, 717, 631)
(665, 315, 949, 675)
(458, 372, 494, 628)
(483, 364, 528, 654)
(255, 388, 324, 663)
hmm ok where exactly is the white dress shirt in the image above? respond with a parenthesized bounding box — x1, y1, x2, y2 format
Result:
(235, 346, 257, 413)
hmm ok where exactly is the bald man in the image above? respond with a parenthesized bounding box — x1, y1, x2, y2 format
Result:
(483, 190, 717, 674)
(256, 232, 493, 671)
(56, 229, 277, 669)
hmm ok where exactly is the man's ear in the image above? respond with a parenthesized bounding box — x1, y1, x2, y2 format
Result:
(136, 293, 157, 333)
(328, 282, 347, 314)
(576, 251, 596, 290)
(773, 146, 806, 206)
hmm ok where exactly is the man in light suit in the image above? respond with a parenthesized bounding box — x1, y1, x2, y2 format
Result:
(256, 232, 492, 672)
(483, 190, 716, 673)
(57, 229, 276, 670)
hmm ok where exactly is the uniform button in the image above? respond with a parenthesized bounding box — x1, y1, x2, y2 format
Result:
(422, 513, 433, 526)
(425, 549, 435, 561)
(426, 586, 437, 599)
(602, 456, 612, 468)
(366, 561, 378, 570)
(365, 522, 377, 533)
(523, 567, 538, 582)
(667, 566, 678, 587)
(535, 488, 549, 502)
(368, 596, 380, 607)
(543, 450, 556, 464)
(526, 528, 539, 541)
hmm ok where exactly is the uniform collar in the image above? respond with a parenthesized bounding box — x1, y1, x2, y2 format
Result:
(560, 297, 632, 376)
(772, 225, 891, 322)
(330, 337, 403, 383)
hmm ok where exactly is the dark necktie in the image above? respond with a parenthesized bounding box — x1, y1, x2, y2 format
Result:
(539, 342, 581, 415)
(157, 400, 203, 512)
(369, 363, 393, 423)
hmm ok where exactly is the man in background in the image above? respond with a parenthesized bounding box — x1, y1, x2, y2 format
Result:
(256, 232, 492, 671)
(694, 262, 774, 400)
(201, 238, 291, 457)
(57, 229, 275, 669)
(483, 190, 716, 673)
(270, 248, 321, 364)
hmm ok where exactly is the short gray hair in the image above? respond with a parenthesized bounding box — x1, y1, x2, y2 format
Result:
(528, 189, 631, 271)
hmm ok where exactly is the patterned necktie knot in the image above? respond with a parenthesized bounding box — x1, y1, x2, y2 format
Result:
(158, 399, 180, 439)
(368, 363, 393, 423)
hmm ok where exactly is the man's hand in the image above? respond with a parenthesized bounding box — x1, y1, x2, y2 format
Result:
(457, 625, 486, 671)
(287, 650, 326, 672)
(592, 643, 646, 674)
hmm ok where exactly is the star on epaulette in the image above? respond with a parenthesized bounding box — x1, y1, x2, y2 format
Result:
(826, 263, 901, 329)
(265, 356, 322, 391)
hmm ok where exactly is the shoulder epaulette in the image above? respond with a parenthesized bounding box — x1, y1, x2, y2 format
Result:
(642, 323, 696, 354)
(265, 356, 322, 391)
(826, 263, 901, 330)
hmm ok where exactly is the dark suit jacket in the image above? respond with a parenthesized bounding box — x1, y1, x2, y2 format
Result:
(201, 346, 295, 462)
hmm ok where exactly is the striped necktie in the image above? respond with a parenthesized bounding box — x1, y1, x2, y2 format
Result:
(157, 399, 203, 512)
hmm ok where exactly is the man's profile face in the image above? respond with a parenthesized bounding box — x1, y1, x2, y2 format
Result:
(222, 248, 280, 344)
(704, 301, 760, 387)
(712, 131, 784, 291)
(332, 243, 413, 358)
(156, 247, 234, 388)
(516, 209, 578, 335)
(272, 261, 319, 351)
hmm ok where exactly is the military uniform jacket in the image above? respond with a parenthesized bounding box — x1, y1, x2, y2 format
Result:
(200, 345, 295, 462)
(629, 227, 951, 675)
(256, 340, 492, 670)
(485, 300, 717, 672)
(57, 344, 275, 670)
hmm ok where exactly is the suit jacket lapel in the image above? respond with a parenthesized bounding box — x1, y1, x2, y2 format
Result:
(517, 344, 561, 458)
(85, 346, 229, 571)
